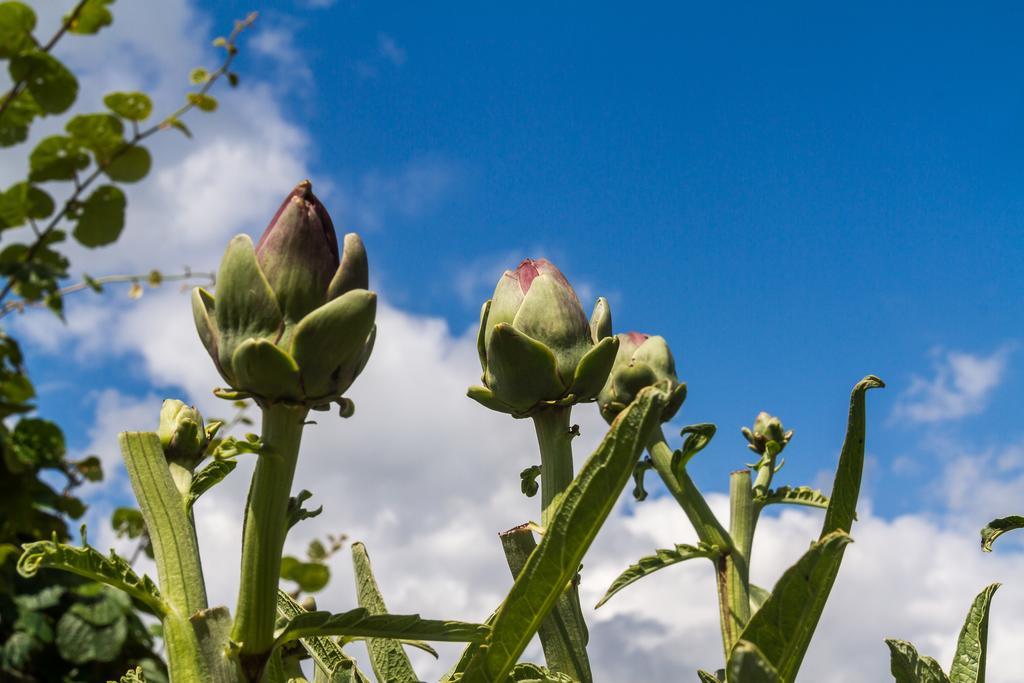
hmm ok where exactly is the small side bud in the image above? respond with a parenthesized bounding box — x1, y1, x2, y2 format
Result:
(741, 411, 793, 455)
(157, 399, 209, 471)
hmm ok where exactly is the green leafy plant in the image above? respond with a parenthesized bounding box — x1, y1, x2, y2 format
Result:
(885, 583, 1000, 683)
(592, 331, 884, 682)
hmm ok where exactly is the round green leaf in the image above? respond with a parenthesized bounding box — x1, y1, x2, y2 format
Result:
(187, 92, 217, 112)
(11, 418, 65, 467)
(189, 67, 209, 84)
(0, 2, 37, 58)
(65, 113, 124, 156)
(0, 182, 54, 230)
(103, 91, 153, 121)
(9, 51, 78, 114)
(67, 0, 113, 35)
(103, 145, 151, 183)
(0, 89, 40, 147)
(281, 557, 330, 593)
(73, 185, 125, 248)
(29, 135, 89, 182)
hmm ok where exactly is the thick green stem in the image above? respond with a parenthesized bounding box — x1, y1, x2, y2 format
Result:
(533, 406, 575, 529)
(647, 432, 731, 549)
(232, 403, 309, 670)
(531, 406, 591, 681)
(721, 469, 753, 655)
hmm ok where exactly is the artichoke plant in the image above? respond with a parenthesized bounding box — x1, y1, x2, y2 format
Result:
(597, 331, 688, 424)
(192, 180, 376, 410)
(468, 258, 618, 417)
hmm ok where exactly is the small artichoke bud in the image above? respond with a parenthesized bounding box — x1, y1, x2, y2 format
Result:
(597, 332, 687, 424)
(157, 399, 208, 470)
(192, 181, 377, 407)
(468, 258, 618, 416)
(741, 411, 793, 455)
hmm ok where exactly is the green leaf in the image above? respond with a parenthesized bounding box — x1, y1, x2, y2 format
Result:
(0, 182, 53, 230)
(0, 88, 40, 146)
(56, 610, 127, 663)
(187, 92, 217, 111)
(631, 456, 653, 501)
(287, 489, 324, 530)
(281, 556, 330, 593)
(520, 464, 541, 497)
(10, 417, 65, 467)
(461, 384, 669, 681)
(0, 2, 37, 58)
(949, 583, 1000, 683)
(729, 531, 852, 681)
(73, 184, 125, 247)
(166, 117, 192, 138)
(189, 67, 209, 84)
(67, 0, 114, 34)
(276, 591, 370, 683)
(698, 671, 724, 683)
(675, 423, 717, 468)
(885, 639, 950, 683)
(66, 112, 124, 156)
(728, 641, 780, 683)
(75, 454, 103, 481)
(500, 525, 591, 683)
(508, 663, 576, 682)
(10, 51, 78, 114)
(104, 91, 153, 120)
(272, 607, 487, 652)
(111, 507, 146, 540)
(104, 144, 151, 182)
(17, 539, 167, 617)
(29, 135, 89, 181)
(749, 583, 771, 616)
(595, 542, 718, 608)
(980, 515, 1024, 552)
(185, 459, 237, 514)
(757, 486, 830, 512)
(821, 375, 885, 537)
(352, 542, 419, 683)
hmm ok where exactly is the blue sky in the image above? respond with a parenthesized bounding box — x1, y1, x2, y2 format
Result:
(29, 1, 1022, 516)
(9, 3, 1024, 677)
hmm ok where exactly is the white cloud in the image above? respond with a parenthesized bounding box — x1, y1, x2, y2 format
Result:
(892, 347, 1013, 424)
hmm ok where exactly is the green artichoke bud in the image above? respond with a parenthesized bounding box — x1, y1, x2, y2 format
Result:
(468, 258, 618, 416)
(741, 411, 793, 455)
(597, 332, 687, 424)
(156, 399, 209, 471)
(192, 181, 377, 408)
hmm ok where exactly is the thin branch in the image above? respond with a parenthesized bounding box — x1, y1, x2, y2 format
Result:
(0, 269, 215, 317)
(0, 0, 89, 118)
(0, 12, 257, 308)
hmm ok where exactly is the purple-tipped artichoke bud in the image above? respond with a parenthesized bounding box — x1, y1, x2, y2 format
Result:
(468, 258, 618, 416)
(741, 412, 793, 455)
(192, 181, 377, 407)
(597, 332, 687, 424)
(156, 399, 208, 471)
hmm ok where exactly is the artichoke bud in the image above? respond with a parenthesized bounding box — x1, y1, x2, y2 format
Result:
(598, 332, 687, 424)
(468, 258, 618, 417)
(741, 411, 793, 455)
(193, 181, 377, 408)
(157, 399, 208, 470)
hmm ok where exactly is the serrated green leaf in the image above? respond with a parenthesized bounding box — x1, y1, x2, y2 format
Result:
(949, 583, 999, 683)
(104, 144, 151, 182)
(10, 51, 78, 114)
(697, 671, 724, 683)
(185, 459, 237, 514)
(508, 662, 576, 682)
(73, 184, 124, 247)
(104, 91, 153, 120)
(461, 384, 669, 682)
(757, 486, 830, 512)
(276, 591, 371, 683)
(352, 541, 419, 683)
(885, 639, 950, 683)
(29, 135, 89, 182)
(728, 640, 780, 683)
(0, 2, 37, 58)
(730, 532, 852, 681)
(980, 515, 1024, 552)
(595, 542, 718, 608)
(17, 539, 167, 617)
(187, 92, 217, 112)
(272, 607, 488, 651)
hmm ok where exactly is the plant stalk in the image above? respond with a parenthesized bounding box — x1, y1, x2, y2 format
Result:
(721, 469, 753, 656)
(531, 406, 592, 680)
(232, 402, 309, 674)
